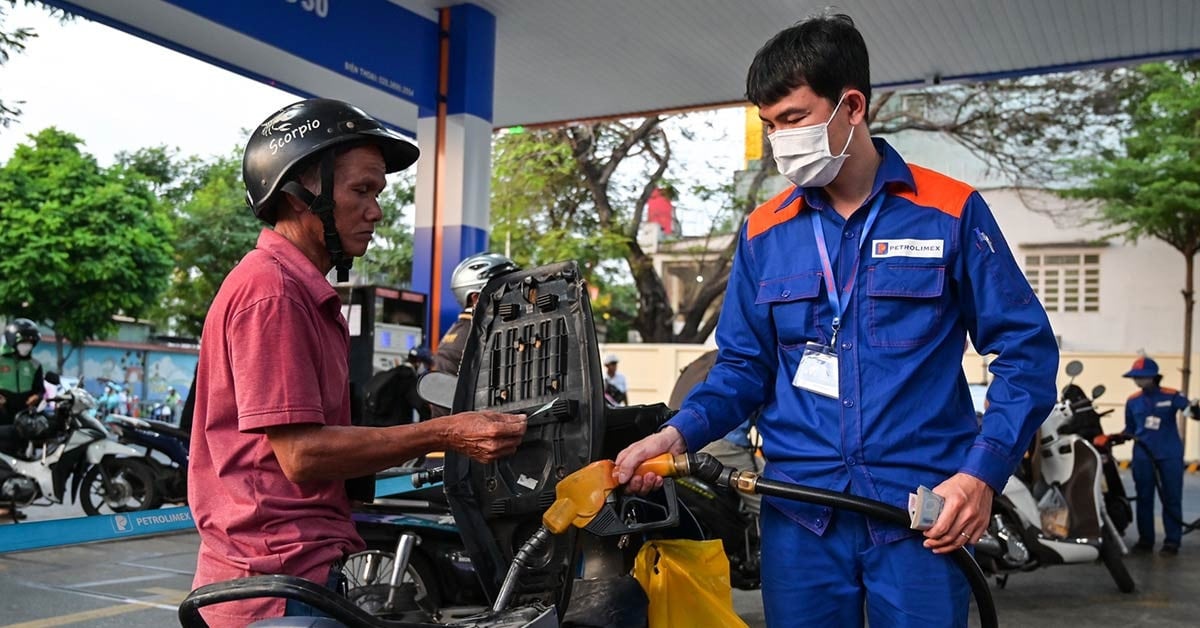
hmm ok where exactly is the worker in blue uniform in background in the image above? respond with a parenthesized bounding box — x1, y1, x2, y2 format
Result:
(614, 13, 1058, 628)
(1122, 356, 1194, 556)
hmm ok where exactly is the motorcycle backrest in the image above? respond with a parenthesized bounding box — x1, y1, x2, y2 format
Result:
(442, 261, 604, 614)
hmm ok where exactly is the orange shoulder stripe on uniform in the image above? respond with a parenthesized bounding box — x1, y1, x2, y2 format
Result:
(1161, 387, 1179, 395)
(1128, 390, 1144, 400)
(891, 164, 974, 219)
(747, 187, 804, 240)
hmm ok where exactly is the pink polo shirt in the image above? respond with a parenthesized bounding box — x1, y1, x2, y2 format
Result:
(188, 228, 364, 626)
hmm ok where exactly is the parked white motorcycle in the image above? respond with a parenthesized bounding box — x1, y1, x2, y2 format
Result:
(974, 361, 1134, 592)
(0, 383, 157, 516)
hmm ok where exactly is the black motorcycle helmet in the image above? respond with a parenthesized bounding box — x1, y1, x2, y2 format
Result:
(243, 98, 420, 279)
(14, 409, 53, 441)
(4, 318, 40, 351)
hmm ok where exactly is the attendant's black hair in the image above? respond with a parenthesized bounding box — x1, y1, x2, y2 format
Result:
(746, 13, 872, 110)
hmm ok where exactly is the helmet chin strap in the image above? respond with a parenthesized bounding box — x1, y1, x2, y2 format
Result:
(281, 151, 352, 282)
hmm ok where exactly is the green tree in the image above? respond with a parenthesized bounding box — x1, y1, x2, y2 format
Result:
(490, 126, 643, 338)
(1064, 61, 1200, 410)
(490, 117, 772, 343)
(154, 150, 260, 337)
(0, 127, 174, 369)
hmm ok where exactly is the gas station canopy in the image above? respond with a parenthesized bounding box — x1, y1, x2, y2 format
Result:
(51, 1, 1200, 131)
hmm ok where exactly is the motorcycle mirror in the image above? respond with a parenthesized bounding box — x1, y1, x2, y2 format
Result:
(416, 371, 457, 409)
(44, 372, 61, 386)
(1091, 384, 1106, 400)
(1065, 360, 1084, 378)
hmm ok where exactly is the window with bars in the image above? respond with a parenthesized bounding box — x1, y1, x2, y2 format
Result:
(1024, 252, 1100, 313)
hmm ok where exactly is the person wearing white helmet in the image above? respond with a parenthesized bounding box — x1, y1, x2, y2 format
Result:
(188, 99, 528, 626)
(433, 252, 520, 376)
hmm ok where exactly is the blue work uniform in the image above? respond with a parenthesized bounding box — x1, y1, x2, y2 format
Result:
(1125, 385, 1187, 547)
(666, 138, 1058, 627)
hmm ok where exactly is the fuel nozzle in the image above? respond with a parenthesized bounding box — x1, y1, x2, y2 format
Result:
(490, 452, 759, 614)
(638, 451, 760, 497)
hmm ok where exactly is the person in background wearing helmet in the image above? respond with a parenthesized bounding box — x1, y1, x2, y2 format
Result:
(189, 99, 528, 627)
(1121, 356, 1195, 555)
(0, 318, 42, 520)
(0, 319, 43, 428)
(433, 252, 521, 377)
(408, 346, 434, 377)
(603, 354, 628, 406)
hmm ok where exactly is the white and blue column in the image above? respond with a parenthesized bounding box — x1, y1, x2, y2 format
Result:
(412, 3, 495, 342)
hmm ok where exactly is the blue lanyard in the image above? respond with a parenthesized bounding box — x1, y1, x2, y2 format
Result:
(809, 192, 886, 345)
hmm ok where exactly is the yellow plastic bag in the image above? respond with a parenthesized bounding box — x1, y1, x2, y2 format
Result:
(632, 539, 749, 628)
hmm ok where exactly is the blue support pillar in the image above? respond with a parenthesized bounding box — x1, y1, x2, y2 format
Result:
(412, 3, 495, 343)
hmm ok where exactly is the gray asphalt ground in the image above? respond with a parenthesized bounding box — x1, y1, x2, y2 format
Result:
(2, 469, 1199, 627)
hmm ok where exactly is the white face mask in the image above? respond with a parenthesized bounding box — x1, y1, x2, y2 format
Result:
(768, 93, 854, 188)
(15, 342, 33, 357)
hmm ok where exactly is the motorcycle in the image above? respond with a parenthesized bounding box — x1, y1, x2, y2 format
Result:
(102, 412, 190, 509)
(0, 383, 158, 516)
(178, 261, 1000, 628)
(974, 360, 1135, 593)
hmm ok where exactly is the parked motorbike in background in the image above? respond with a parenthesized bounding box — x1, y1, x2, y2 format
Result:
(1056, 362, 1133, 536)
(0, 382, 157, 516)
(974, 360, 1134, 593)
(102, 413, 189, 510)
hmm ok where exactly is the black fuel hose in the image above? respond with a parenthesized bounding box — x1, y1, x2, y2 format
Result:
(685, 453, 998, 628)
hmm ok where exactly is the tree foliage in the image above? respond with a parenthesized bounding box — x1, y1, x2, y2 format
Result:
(869, 68, 1137, 186)
(490, 117, 771, 343)
(148, 149, 260, 337)
(1062, 61, 1200, 398)
(0, 127, 174, 368)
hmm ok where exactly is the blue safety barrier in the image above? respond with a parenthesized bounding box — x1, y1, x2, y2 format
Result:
(0, 506, 194, 553)
(0, 475, 436, 554)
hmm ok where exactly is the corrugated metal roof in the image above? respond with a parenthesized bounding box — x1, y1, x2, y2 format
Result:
(398, 0, 1200, 126)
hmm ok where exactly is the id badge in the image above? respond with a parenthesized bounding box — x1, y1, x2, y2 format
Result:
(1145, 415, 1162, 431)
(793, 342, 839, 398)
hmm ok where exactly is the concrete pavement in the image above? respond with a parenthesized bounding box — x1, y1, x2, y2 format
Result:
(3, 469, 1200, 627)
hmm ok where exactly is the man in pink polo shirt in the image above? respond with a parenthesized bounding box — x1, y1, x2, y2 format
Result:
(188, 99, 528, 626)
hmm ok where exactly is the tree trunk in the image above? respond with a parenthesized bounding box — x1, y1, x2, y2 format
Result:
(627, 241, 675, 342)
(1180, 249, 1195, 452)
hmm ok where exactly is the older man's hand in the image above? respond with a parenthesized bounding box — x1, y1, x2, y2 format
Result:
(446, 411, 528, 463)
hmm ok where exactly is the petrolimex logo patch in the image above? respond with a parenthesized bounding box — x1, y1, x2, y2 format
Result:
(872, 239, 944, 259)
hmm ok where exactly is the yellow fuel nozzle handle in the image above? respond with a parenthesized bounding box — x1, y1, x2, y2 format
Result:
(542, 460, 620, 534)
(541, 453, 690, 535)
